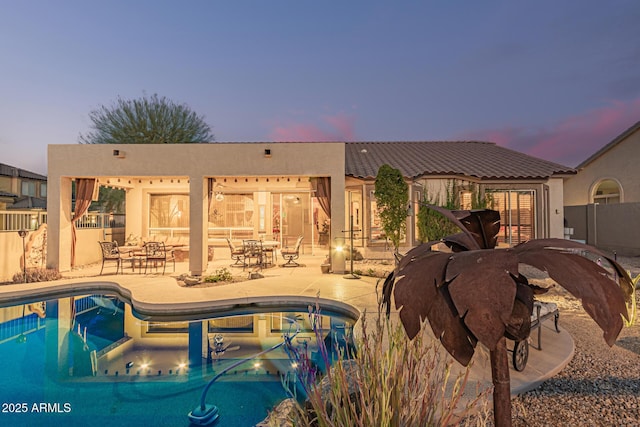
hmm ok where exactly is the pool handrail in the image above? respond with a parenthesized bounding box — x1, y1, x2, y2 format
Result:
(188, 314, 302, 425)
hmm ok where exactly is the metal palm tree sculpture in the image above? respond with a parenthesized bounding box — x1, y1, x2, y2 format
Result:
(382, 206, 634, 427)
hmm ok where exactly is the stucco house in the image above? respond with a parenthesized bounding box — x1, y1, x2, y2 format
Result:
(563, 120, 640, 255)
(47, 141, 574, 275)
(0, 163, 47, 210)
(564, 120, 640, 206)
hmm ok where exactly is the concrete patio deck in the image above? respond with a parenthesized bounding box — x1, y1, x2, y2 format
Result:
(0, 250, 574, 397)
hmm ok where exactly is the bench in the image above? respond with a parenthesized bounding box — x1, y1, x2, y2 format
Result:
(511, 300, 560, 371)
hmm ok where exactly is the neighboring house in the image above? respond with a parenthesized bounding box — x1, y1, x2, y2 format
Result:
(47, 142, 574, 275)
(564, 120, 640, 206)
(0, 190, 17, 209)
(563, 120, 640, 255)
(0, 163, 47, 210)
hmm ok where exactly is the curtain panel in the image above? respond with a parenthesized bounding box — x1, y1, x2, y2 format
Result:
(70, 178, 96, 267)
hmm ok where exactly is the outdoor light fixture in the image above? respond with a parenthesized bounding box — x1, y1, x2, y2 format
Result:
(264, 148, 272, 158)
(112, 149, 125, 158)
(17, 229, 28, 283)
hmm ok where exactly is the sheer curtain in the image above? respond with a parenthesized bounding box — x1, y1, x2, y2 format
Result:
(71, 178, 96, 267)
(311, 177, 331, 219)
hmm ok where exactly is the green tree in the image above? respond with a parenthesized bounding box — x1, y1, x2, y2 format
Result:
(374, 164, 409, 255)
(417, 180, 492, 242)
(90, 187, 125, 214)
(417, 180, 460, 242)
(78, 93, 214, 144)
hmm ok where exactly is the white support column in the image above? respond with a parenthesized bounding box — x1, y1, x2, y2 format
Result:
(330, 174, 346, 274)
(47, 176, 73, 272)
(125, 186, 144, 239)
(188, 176, 208, 276)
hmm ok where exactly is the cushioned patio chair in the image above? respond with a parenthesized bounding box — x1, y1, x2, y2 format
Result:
(143, 241, 175, 275)
(227, 238, 245, 266)
(281, 236, 303, 267)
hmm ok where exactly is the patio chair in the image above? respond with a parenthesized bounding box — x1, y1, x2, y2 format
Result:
(143, 241, 175, 275)
(242, 240, 264, 271)
(281, 236, 303, 267)
(98, 241, 131, 275)
(227, 238, 245, 267)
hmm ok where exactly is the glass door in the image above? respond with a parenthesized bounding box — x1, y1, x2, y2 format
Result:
(489, 190, 535, 246)
(273, 193, 311, 250)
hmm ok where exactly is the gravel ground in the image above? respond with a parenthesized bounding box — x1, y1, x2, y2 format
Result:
(508, 255, 640, 427)
(190, 254, 640, 426)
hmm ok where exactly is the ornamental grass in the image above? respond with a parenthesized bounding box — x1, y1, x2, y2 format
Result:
(282, 298, 490, 427)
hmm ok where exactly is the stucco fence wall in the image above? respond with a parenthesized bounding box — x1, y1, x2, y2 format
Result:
(0, 228, 114, 283)
(564, 202, 640, 257)
(0, 232, 29, 283)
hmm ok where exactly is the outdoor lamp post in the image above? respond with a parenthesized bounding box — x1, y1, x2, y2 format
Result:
(18, 229, 29, 283)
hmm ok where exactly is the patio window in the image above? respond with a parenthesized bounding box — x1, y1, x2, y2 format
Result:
(149, 194, 190, 237)
(488, 190, 535, 246)
(208, 193, 255, 241)
(209, 193, 254, 227)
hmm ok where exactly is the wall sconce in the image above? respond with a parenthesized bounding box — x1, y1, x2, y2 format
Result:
(113, 149, 125, 158)
(264, 149, 272, 158)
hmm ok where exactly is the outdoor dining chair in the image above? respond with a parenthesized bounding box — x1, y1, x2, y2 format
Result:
(242, 240, 264, 270)
(98, 241, 132, 275)
(143, 241, 176, 275)
(281, 236, 303, 267)
(227, 238, 245, 266)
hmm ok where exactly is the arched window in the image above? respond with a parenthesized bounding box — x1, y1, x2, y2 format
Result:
(592, 179, 621, 204)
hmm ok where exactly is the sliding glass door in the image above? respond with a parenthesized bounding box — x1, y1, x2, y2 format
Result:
(489, 190, 535, 246)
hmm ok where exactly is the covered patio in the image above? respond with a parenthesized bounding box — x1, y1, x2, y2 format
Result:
(47, 143, 347, 276)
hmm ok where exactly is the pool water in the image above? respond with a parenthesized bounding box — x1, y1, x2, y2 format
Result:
(0, 294, 355, 426)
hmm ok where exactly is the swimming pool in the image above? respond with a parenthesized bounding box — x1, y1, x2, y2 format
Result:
(0, 292, 356, 426)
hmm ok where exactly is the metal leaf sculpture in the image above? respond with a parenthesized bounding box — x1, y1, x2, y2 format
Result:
(382, 206, 634, 427)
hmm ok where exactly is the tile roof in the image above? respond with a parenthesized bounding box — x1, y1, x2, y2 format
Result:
(345, 141, 575, 180)
(0, 163, 47, 180)
(0, 190, 17, 198)
(8, 196, 47, 209)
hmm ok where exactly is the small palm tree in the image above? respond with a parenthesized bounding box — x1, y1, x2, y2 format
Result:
(383, 206, 634, 427)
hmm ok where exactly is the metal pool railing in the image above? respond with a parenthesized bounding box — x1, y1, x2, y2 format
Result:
(188, 315, 302, 426)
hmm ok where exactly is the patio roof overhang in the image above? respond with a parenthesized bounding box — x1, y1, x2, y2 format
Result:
(48, 143, 348, 276)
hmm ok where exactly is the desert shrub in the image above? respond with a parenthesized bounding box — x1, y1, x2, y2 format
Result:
(283, 300, 489, 426)
(12, 268, 62, 284)
(344, 246, 363, 261)
(204, 268, 233, 283)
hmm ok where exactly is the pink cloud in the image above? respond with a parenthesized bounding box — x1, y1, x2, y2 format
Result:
(456, 97, 640, 167)
(269, 114, 356, 142)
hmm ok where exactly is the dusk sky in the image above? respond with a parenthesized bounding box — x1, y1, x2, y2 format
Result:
(1, 1, 639, 175)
